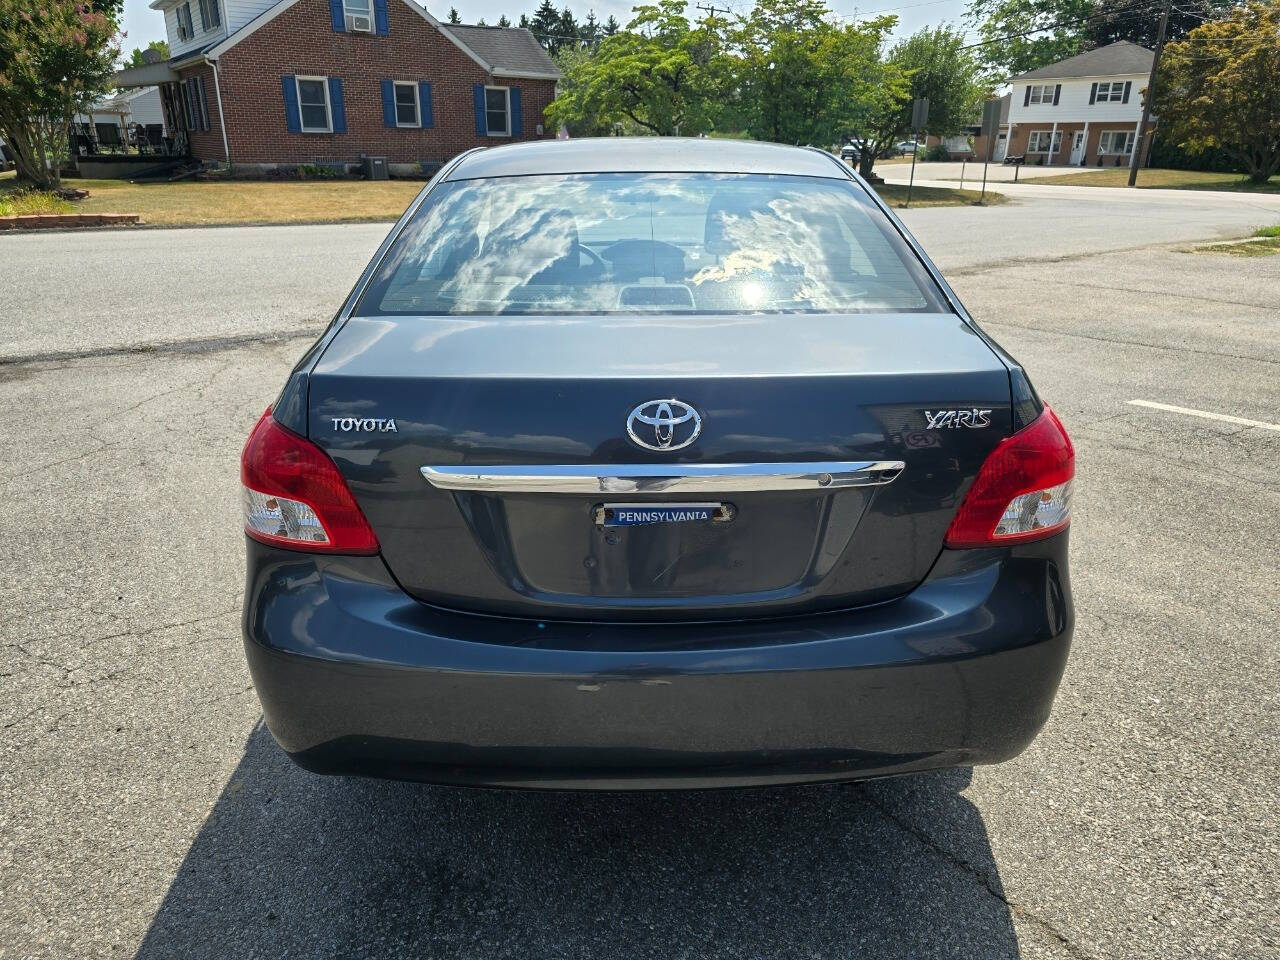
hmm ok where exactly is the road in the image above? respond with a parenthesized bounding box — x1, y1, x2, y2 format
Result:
(1, 187, 1278, 960)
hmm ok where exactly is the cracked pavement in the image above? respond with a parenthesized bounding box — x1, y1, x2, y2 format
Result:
(1, 188, 1278, 959)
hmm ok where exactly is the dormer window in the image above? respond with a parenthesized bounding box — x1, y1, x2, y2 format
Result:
(343, 0, 373, 32)
(176, 2, 195, 41)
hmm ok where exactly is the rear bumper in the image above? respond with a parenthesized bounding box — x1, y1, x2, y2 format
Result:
(242, 535, 1073, 790)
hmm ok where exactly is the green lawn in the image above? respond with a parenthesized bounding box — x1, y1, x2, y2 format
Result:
(2, 171, 1001, 226)
(1031, 167, 1279, 193)
(875, 183, 1008, 207)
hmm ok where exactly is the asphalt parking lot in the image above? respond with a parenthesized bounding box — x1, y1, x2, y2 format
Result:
(2, 185, 1278, 959)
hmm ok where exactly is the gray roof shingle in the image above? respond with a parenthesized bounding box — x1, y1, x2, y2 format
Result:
(1010, 41, 1153, 82)
(443, 24, 561, 78)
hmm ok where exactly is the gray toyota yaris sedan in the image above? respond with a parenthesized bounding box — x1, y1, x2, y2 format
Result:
(241, 138, 1074, 790)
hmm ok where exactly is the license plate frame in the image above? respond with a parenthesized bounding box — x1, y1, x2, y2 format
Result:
(593, 502, 734, 526)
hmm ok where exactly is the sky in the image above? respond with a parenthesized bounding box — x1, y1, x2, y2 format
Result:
(120, 0, 971, 55)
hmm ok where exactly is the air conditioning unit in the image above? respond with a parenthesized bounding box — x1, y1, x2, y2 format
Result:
(347, 13, 372, 31)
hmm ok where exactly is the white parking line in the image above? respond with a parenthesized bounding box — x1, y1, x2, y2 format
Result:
(1127, 400, 1280, 432)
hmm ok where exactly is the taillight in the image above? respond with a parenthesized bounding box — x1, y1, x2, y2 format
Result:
(240, 408, 379, 555)
(944, 406, 1074, 548)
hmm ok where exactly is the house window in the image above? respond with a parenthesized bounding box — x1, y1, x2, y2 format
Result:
(1095, 82, 1124, 103)
(296, 77, 332, 133)
(485, 86, 510, 137)
(1098, 131, 1135, 155)
(1028, 84, 1056, 105)
(343, 0, 373, 31)
(180, 77, 206, 130)
(198, 0, 220, 30)
(393, 82, 420, 127)
(1027, 130, 1063, 154)
(176, 2, 195, 41)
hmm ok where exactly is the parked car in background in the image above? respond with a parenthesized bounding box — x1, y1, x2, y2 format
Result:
(896, 139, 919, 154)
(241, 138, 1076, 791)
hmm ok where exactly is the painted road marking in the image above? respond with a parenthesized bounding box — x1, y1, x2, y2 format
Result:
(1128, 400, 1280, 433)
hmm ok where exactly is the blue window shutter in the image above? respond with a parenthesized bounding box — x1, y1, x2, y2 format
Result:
(329, 77, 346, 133)
(473, 84, 486, 136)
(1089, 82, 1098, 105)
(329, 0, 345, 31)
(374, 0, 389, 34)
(1023, 85, 1031, 106)
(1052, 84, 1061, 106)
(509, 87, 522, 138)
(381, 80, 396, 127)
(1122, 81, 1132, 104)
(282, 75, 300, 133)
(419, 82, 433, 128)
(197, 75, 209, 130)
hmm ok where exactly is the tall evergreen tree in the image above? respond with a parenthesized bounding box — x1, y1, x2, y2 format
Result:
(603, 14, 619, 35)
(531, 0, 561, 49)
(581, 9, 600, 49)
(497, 14, 511, 26)
(558, 6, 581, 50)
(448, 6, 461, 23)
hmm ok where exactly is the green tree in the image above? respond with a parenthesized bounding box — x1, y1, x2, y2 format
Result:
(963, 0, 1092, 77)
(448, 6, 461, 23)
(729, 0, 899, 148)
(126, 39, 169, 67)
(964, 0, 1234, 77)
(603, 14, 620, 35)
(1153, 0, 1280, 183)
(531, 0, 562, 49)
(559, 5, 580, 50)
(0, 0, 120, 188)
(847, 25, 985, 177)
(545, 0, 733, 136)
(497, 14, 512, 27)
(581, 9, 601, 49)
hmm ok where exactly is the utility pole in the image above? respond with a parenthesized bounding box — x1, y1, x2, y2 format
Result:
(695, 3, 730, 24)
(1128, 0, 1170, 187)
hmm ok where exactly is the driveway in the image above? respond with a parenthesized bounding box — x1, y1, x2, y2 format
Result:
(1, 191, 1278, 959)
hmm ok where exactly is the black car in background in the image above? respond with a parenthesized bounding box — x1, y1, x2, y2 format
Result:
(241, 138, 1075, 790)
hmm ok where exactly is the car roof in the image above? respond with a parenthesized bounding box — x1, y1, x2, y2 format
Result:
(444, 138, 850, 180)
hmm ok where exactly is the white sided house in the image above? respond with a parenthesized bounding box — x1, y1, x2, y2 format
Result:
(1002, 41, 1154, 167)
(73, 87, 169, 153)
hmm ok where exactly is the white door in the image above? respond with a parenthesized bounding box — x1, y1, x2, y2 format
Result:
(994, 133, 1008, 161)
(1070, 131, 1085, 165)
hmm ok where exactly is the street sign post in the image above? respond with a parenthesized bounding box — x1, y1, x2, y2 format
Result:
(978, 97, 1002, 205)
(906, 97, 929, 208)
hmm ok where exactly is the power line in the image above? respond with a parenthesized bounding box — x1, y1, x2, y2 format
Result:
(695, 3, 732, 22)
(957, 0, 1169, 51)
(850, 0, 960, 17)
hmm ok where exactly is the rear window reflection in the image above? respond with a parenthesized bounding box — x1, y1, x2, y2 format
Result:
(357, 173, 948, 316)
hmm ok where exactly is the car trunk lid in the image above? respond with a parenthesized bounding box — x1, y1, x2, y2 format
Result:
(308, 311, 1012, 620)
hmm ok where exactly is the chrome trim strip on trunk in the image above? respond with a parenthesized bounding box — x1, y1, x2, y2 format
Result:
(420, 461, 905, 494)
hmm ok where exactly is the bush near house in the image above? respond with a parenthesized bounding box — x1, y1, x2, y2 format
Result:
(1153, 0, 1280, 183)
(1147, 138, 1245, 175)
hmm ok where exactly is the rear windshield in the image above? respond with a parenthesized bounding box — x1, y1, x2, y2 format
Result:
(356, 172, 949, 316)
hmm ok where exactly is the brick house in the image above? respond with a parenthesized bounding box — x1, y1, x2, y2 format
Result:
(112, 0, 560, 174)
(1003, 41, 1155, 168)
